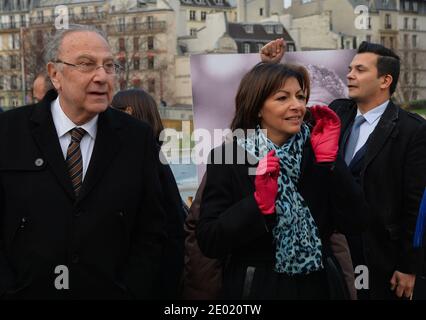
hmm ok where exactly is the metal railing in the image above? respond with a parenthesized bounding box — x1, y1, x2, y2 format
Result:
(29, 12, 106, 25)
(107, 21, 166, 34)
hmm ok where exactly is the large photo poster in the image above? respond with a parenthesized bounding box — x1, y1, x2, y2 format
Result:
(190, 49, 356, 181)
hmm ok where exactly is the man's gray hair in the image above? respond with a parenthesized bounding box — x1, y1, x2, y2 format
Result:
(44, 24, 108, 65)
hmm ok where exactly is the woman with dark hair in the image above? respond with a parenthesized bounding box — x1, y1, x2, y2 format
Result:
(112, 89, 164, 142)
(196, 62, 367, 299)
(111, 89, 186, 299)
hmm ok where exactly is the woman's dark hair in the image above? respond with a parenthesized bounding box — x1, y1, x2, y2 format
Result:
(230, 62, 311, 131)
(111, 89, 164, 142)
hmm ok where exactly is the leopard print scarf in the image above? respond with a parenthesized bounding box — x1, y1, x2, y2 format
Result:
(237, 124, 323, 275)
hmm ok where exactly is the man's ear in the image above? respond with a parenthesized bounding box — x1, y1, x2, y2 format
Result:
(381, 74, 393, 91)
(47, 62, 61, 91)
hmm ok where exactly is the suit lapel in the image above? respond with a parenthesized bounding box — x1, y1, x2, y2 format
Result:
(363, 101, 399, 170)
(30, 90, 76, 201)
(76, 108, 122, 204)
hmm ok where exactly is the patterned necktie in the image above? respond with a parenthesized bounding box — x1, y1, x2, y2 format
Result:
(66, 127, 86, 196)
(344, 115, 366, 165)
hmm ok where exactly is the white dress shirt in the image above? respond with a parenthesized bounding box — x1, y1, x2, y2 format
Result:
(352, 100, 389, 156)
(51, 97, 98, 180)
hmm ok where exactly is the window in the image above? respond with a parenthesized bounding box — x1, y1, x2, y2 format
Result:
(404, 0, 410, 11)
(81, 7, 88, 17)
(366, 35, 371, 42)
(345, 40, 351, 49)
(9, 15, 15, 28)
(10, 55, 17, 69)
(148, 78, 155, 93)
(259, 8, 263, 16)
(20, 15, 26, 27)
(190, 11, 196, 21)
(148, 56, 154, 69)
(11, 34, 19, 49)
(257, 43, 264, 52)
(404, 72, 409, 83)
(404, 52, 408, 64)
(275, 25, 283, 34)
(404, 17, 408, 29)
(96, 6, 103, 17)
(133, 37, 139, 51)
(413, 72, 417, 85)
(413, 1, 418, 12)
(37, 10, 43, 23)
(412, 35, 417, 48)
(404, 34, 408, 46)
(244, 25, 253, 33)
(380, 36, 385, 46)
(190, 28, 197, 36)
(0, 76, 3, 90)
(12, 97, 18, 107)
(118, 17, 125, 32)
(11, 75, 17, 90)
(0, 57, 2, 70)
(413, 53, 417, 66)
(389, 37, 394, 49)
(264, 25, 274, 34)
(201, 11, 207, 21)
(0, 97, 4, 107)
(147, 16, 154, 29)
(413, 18, 417, 30)
(148, 36, 154, 50)
(368, 17, 371, 29)
(385, 14, 391, 29)
(243, 43, 250, 53)
(69, 7, 74, 19)
(133, 57, 140, 70)
(133, 17, 137, 30)
(119, 38, 125, 51)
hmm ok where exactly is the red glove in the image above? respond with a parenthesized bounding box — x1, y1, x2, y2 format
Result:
(254, 150, 280, 215)
(310, 105, 341, 163)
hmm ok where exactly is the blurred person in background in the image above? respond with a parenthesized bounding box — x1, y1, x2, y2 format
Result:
(112, 89, 186, 299)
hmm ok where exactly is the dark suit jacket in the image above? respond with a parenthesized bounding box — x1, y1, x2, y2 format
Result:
(196, 140, 367, 299)
(153, 159, 185, 299)
(330, 99, 426, 298)
(0, 90, 166, 299)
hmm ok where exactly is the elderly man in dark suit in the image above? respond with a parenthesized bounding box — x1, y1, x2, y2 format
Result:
(0, 24, 166, 299)
(261, 40, 426, 300)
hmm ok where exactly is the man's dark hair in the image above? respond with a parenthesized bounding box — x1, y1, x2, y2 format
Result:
(357, 41, 400, 95)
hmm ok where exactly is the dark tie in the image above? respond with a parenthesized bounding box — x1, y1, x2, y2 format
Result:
(66, 127, 86, 196)
(344, 115, 366, 165)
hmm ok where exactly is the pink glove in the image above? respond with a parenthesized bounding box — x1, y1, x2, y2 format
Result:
(254, 150, 280, 215)
(310, 105, 341, 163)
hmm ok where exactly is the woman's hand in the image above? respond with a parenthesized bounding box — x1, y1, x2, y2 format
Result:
(254, 150, 280, 215)
(310, 105, 341, 163)
(260, 38, 286, 64)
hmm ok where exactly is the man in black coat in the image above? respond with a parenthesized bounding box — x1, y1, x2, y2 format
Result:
(0, 25, 166, 299)
(261, 40, 426, 299)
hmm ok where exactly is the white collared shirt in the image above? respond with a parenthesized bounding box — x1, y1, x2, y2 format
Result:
(353, 100, 389, 155)
(51, 97, 98, 180)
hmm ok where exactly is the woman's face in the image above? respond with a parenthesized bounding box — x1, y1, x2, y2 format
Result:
(259, 77, 307, 146)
